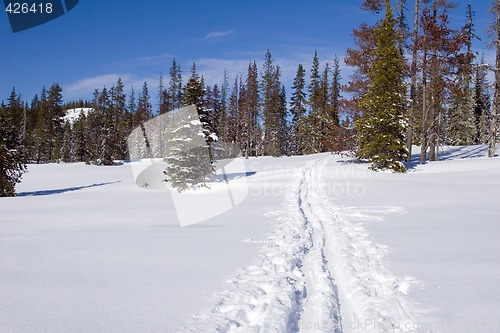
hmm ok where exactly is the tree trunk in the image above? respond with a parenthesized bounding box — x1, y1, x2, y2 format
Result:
(489, 0, 500, 157)
(407, 0, 419, 162)
(428, 0, 438, 162)
(420, 33, 428, 164)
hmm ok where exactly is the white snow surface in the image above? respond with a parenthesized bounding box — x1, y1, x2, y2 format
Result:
(63, 107, 92, 123)
(1, 145, 499, 332)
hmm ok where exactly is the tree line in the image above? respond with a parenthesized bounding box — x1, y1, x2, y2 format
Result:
(1, 0, 499, 195)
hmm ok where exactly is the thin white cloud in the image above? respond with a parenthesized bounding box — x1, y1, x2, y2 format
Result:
(110, 53, 174, 68)
(205, 30, 235, 39)
(64, 74, 159, 99)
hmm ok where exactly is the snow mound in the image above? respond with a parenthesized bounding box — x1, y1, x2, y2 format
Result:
(63, 107, 92, 123)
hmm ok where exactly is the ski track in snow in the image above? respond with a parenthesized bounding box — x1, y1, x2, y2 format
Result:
(181, 157, 424, 333)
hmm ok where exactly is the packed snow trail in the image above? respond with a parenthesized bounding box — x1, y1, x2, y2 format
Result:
(181, 157, 422, 332)
(295, 161, 342, 332)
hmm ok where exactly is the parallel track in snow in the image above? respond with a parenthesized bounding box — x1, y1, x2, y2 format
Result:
(295, 160, 343, 333)
(182, 157, 421, 333)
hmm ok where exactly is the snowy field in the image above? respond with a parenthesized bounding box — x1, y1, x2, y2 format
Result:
(0, 145, 499, 332)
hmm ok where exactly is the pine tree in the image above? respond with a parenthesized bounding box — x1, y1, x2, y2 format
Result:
(474, 61, 491, 144)
(164, 106, 213, 192)
(419, 0, 460, 162)
(47, 83, 64, 162)
(261, 50, 287, 156)
(111, 78, 128, 160)
(240, 61, 260, 157)
(164, 64, 217, 191)
(158, 74, 170, 115)
(325, 56, 343, 151)
(136, 82, 152, 125)
(60, 120, 73, 162)
(356, 0, 407, 172)
(446, 3, 477, 146)
(218, 70, 230, 142)
(169, 59, 183, 111)
(345, 22, 378, 118)
(183, 62, 217, 146)
(290, 64, 307, 155)
(0, 101, 27, 196)
(227, 75, 240, 143)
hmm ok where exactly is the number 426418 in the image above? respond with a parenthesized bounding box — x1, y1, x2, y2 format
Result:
(5, 2, 53, 14)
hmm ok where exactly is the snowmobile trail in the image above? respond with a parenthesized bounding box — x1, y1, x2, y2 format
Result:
(182, 157, 421, 332)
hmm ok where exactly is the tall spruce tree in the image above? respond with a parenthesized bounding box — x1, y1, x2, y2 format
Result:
(261, 50, 287, 157)
(169, 59, 183, 111)
(356, 0, 407, 172)
(290, 64, 307, 155)
(0, 100, 27, 196)
(474, 61, 491, 144)
(164, 64, 216, 191)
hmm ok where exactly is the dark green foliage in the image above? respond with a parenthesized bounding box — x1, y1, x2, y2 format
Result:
(356, 1, 407, 172)
(290, 64, 307, 155)
(261, 50, 287, 157)
(0, 98, 27, 196)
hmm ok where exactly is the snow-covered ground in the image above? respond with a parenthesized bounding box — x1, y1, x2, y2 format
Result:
(63, 107, 92, 123)
(1, 145, 499, 332)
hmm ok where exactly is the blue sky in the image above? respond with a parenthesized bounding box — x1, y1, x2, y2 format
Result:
(0, 0, 495, 105)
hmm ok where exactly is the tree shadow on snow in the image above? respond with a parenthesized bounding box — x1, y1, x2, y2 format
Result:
(213, 171, 257, 182)
(16, 181, 121, 197)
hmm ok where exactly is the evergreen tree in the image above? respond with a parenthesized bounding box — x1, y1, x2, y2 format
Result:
(169, 59, 183, 111)
(163, 64, 217, 191)
(60, 121, 73, 162)
(0, 101, 27, 196)
(183, 62, 217, 146)
(158, 74, 170, 115)
(47, 83, 64, 162)
(474, 61, 491, 144)
(164, 106, 213, 192)
(227, 75, 240, 143)
(261, 50, 287, 156)
(111, 78, 129, 161)
(136, 82, 152, 125)
(73, 112, 91, 162)
(419, 0, 460, 162)
(356, 0, 407, 172)
(290, 64, 307, 154)
(241, 61, 260, 157)
(446, 3, 477, 146)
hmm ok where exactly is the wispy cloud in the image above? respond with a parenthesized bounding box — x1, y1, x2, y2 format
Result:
(205, 30, 235, 39)
(64, 73, 159, 99)
(110, 53, 174, 68)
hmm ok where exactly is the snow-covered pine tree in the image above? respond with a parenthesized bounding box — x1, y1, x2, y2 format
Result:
(356, 0, 407, 172)
(164, 106, 214, 192)
(164, 64, 217, 191)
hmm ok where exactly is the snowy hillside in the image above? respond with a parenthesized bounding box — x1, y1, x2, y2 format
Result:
(63, 107, 92, 123)
(0, 145, 499, 333)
